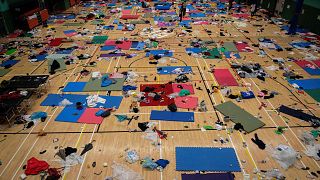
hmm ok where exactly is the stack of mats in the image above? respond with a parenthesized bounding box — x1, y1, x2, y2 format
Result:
(41, 94, 123, 124)
(140, 83, 174, 106)
(181, 173, 234, 180)
(92, 36, 108, 44)
(176, 147, 241, 172)
(294, 60, 320, 75)
(215, 101, 265, 133)
(150, 110, 194, 122)
(62, 75, 125, 92)
(157, 66, 192, 75)
(288, 79, 320, 102)
(213, 69, 239, 86)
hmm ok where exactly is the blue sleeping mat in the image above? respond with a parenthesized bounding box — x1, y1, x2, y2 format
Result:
(0, 60, 20, 67)
(55, 107, 86, 123)
(176, 147, 241, 171)
(303, 68, 320, 75)
(62, 82, 87, 92)
(157, 66, 192, 74)
(288, 79, 320, 90)
(150, 110, 194, 122)
(41, 94, 123, 108)
(101, 46, 116, 51)
(146, 50, 173, 57)
(186, 48, 202, 54)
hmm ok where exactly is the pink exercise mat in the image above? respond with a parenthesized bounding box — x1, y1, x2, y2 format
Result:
(172, 83, 195, 94)
(235, 42, 253, 52)
(105, 40, 132, 50)
(213, 69, 239, 86)
(122, 10, 131, 14)
(174, 96, 198, 109)
(77, 108, 104, 124)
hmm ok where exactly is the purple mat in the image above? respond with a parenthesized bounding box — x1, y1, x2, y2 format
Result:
(182, 173, 234, 180)
(100, 53, 125, 57)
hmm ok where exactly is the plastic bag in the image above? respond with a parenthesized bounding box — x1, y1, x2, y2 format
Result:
(125, 149, 140, 164)
(304, 144, 320, 161)
(267, 144, 298, 169)
(111, 163, 143, 180)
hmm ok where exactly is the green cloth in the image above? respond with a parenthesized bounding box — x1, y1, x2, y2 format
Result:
(92, 36, 108, 44)
(179, 89, 190, 96)
(275, 127, 286, 135)
(130, 20, 146, 24)
(201, 48, 221, 59)
(5, 49, 16, 55)
(82, 75, 125, 91)
(215, 101, 265, 133)
(115, 114, 128, 122)
(305, 89, 320, 102)
(152, 41, 158, 48)
(0, 69, 11, 77)
(311, 130, 320, 138)
(203, 125, 214, 130)
(91, 20, 104, 25)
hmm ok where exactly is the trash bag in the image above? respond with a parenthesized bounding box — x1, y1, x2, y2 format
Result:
(111, 163, 143, 180)
(267, 144, 299, 169)
(168, 103, 177, 112)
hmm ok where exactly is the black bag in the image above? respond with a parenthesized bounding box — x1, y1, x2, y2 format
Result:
(101, 110, 111, 117)
(168, 103, 177, 112)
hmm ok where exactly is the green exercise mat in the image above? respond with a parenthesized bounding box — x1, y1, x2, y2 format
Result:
(305, 89, 320, 102)
(5, 49, 16, 55)
(47, 58, 66, 73)
(223, 42, 239, 52)
(91, 20, 105, 25)
(63, 22, 84, 26)
(202, 48, 221, 59)
(92, 36, 108, 44)
(82, 75, 125, 91)
(215, 101, 265, 133)
(130, 20, 146, 24)
(0, 69, 11, 77)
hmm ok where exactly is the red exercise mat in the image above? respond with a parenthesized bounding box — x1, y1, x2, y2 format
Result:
(313, 60, 320, 68)
(235, 42, 253, 52)
(140, 84, 174, 106)
(174, 96, 198, 109)
(294, 60, 316, 68)
(120, 14, 139, 19)
(213, 69, 239, 86)
(49, 38, 64, 46)
(77, 108, 104, 124)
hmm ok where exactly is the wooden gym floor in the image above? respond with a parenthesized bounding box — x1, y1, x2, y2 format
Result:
(0, 2, 319, 180)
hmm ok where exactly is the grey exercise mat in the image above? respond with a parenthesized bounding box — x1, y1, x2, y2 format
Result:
(223, 42, 239, 52)
(215, 101, 265, 133)
(82, 75, 125, 91)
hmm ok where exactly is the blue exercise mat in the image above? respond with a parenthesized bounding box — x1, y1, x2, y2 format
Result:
(289, 42, 312, 48)
(186, 48, 202, 54)
(113, 19, 119, 24)
(179, 20, 192, 27)
(0, 60, 20, 67)
(303, 68, 320, 75)
(55, 107, 86, 123)
(117, 24, 123, 30)
(155, 4, 171, 10)
(150, 111, 194, 122)
(176, 147, 241, 172)
(288, 79, 320, 90)
(146, 50, 173, 57)
(63, 30, 76, 34)
(131, 41, 139, 48)
(101, 46, 116, 51)
(103, 25, 115, 30)
(41, 94, 123, 108)
(136, 42, 145, 50)
(189, 13, 206, 18)
(157, 66, 192, 74)
(36, 54, 47, 61)
(62, 82, 87, 92)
